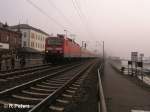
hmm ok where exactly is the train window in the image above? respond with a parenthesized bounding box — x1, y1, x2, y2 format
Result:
(48, 38, 63, 46)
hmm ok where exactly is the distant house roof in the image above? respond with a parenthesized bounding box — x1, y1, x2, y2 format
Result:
(11, 24, 49, 36)
(0, 22, 3, 28)
(0, 22, 21, 34)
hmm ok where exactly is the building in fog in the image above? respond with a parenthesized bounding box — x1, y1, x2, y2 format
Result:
(11, 24, 49, 52)
(0, 22, 21, 54)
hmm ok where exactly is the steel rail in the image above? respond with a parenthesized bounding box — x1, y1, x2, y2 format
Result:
(28, 61, 94, 112)
(0, 63, 51, 74)
(0, 63, 79, 79)
(0, 65, 51, 78)
(0, 63, 81, 97)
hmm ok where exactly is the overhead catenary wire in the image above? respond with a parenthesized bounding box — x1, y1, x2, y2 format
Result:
(75, 0, 97, 40)
(47, 0, 74, 30)
(26, 0, 65, 30)
(74, 1, 92, 29)
(74, 0, 87, 21)
(47, 0, 83, 37)
(71, 0, 96, 40)
(26, 0, 85, 46)
(71, 0, 90, 39)
(47, 0, 90, 43)
(71, 0, 83, 23)
(26, 0, 97, 48)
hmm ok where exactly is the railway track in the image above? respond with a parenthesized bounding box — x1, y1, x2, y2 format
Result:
(0, 64, 52, 80)
(0, 62, 82, 91)
(0, 60, 98, 112)
(0, 63, 51, 74)
(29, 60, 97, 112)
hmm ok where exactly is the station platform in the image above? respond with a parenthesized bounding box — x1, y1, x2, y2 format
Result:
(110, 60, 150, 86)
(102, 61, 150, 112)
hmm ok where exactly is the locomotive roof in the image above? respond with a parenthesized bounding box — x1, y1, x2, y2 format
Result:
(47, 36, 80, 46)
(66, 38, 80, 46)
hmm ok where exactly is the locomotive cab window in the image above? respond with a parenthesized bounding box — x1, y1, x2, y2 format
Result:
(48, 38, 63, 46)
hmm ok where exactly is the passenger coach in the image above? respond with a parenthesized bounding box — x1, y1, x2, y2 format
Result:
(45, 34, 96, 63)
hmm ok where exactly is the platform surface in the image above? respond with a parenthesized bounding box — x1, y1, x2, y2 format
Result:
(102, 61, 150, 112)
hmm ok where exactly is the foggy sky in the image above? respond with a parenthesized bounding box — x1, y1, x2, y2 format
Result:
(1, 0, 150, 58)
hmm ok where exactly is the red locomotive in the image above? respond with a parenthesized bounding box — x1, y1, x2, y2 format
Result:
(45, 34, 96, 63)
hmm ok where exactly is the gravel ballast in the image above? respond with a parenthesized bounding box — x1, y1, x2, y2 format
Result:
(64, 63, 100, 112)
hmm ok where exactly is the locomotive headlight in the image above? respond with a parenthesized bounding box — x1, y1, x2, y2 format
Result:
(46, 50, 48, 53)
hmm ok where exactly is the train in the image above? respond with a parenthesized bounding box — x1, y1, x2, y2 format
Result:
(45, 34, 97, 63)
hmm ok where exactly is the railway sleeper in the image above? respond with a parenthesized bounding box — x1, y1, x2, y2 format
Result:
(56, 99, 69, 104)
(22, 90, 50, 97)
(49, 96, 73, 112)
(65, 90, 76, 94)
(72, 83, 80, 87)
(0, 95, 37, 105)
(36, 84, 58, 89)
(28, 60, 96, 112)
(69, 86, 78, 90)
(47, 78, 71, 82)
(46, 80, 66, 84)
(30, 87, 54, 92)
(42, 81, 63, 86)
(0, 79, 7, 82)
(49, 89, 77, 112)
(42, 82, 63, 86)
(49, 105, 64, 112)
(12, 94, 43, 102)
(62, 94, 73, 99)
(12, 92, 45, 99)
(48, 75, 88, 112)
(6, 76, 21, 80)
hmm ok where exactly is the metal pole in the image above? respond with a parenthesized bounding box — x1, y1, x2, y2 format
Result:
(135, 61, 137, 76)
(64, 30, 67, 38)
(141, 56, 143, 81)
(82, 41, 86, 48)
(103, 41, 104, 63)
(128, 64, 129, 75)
(131, 62, 133, 76)
(82, 41, 84, 48)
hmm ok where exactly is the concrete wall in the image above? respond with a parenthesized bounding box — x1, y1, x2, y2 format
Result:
(0, 58, 43, 71)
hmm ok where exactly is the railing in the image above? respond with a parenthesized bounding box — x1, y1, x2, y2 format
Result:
(97, 63, 107, 112)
